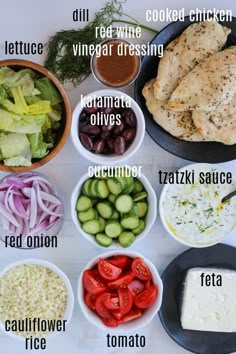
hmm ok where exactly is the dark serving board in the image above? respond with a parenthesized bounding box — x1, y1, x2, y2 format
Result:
(159, 244, 236, 354)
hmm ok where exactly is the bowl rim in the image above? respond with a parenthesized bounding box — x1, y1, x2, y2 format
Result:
(0, 59, 72, 172)
(71, 166, 157, 249)
(77, 250, 163, 332)
(71, 89, 145, 164)
(159, 162, 236, 248)
(0, 258, 74, 341)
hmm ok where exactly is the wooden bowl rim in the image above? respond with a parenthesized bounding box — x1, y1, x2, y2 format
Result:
(0, 59, 72, 172)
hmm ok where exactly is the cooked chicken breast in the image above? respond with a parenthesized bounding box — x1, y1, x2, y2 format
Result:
(143, 79, 206, 141)
(168, 47, 236, 112)
(154, 21, 231, 101)
(192, 96, 236, 145)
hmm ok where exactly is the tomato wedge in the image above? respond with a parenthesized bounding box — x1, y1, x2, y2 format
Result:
(85, 292, 97, 310)
(83, 270, 106, 295)
(95, 292, 112, 319)
(134, 285, 158, 309)
(104, 296, 120, 310)
(112, 310, 123, 321)
(102, 317, 118, 327)
(132, 257, 152, 281)
(118, 288, 133, 315)
(108, 272, 135, 289)
(128, 280, 145, 297)
(120, 307, 142, 323)
(108, 256, 128, 269)
(98, 258, 122, 281)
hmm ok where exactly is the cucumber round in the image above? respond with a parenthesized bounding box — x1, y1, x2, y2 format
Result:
(133, 192, 148, 202)
(121, 216, 139, 229)
(96, 233, 113, 247)
(96, 202, 113, 219)
(107, 178, 122, 195)
(78, 208, 96, 223)
(108, 194, 117, 204)
(96, 180, 109, 199)
(90, 180, 99, 197)
(132, 178, 144, 193)
(118, 231, 135, 248)
(82, 179, 92, 196)
(133, 219, 146, 235)
(115, 194, 133, 213)
(82, 220, 100, 234)
(135, 202, 148, 218)
(98, 217, 106, 232)
(105, 221, 122, 238)
(76, 195, 92, 212)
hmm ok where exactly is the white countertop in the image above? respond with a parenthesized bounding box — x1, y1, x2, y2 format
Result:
(1, 0, 236, 353)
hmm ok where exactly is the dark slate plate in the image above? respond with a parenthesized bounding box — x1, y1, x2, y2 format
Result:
(159, 244, 236, 354)
(134, 17, 236, 162)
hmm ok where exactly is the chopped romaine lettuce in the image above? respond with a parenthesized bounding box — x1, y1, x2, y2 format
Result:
(28, 133, 49, 159)
(0, 109, 46, 134)
(35, 77, 62, 106)
(4, 156, 31, 166)
(0, 133, 31, 160)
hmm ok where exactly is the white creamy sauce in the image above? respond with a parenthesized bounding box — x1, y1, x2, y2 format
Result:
(163, 166, 236, 246)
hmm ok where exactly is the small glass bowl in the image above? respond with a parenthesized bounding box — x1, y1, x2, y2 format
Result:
(0, 171, 64, 249)
(91, 38, 141, 88)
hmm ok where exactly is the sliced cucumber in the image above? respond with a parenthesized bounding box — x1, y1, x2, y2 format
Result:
(125, 176, 134, 193)
(78, 208, 96, 223)
(118, 231, 135, 248)
(96, 233, 113, 247)
(111, 210, 119, 220)
(121, 216, 139, 229)
(132, 178, 144, 193)
(76, 195, 92, 212)
(107, 178, 122, 195)
(133, 219, 146, 235)
(135, 202, 148, 218)
(82, 220, 100, 234)
(90, 180, 99, 197)
(82, 179, 92, 196)
(116, 177, 128, 192)
(96, 202, 113, 219)
(115, 195, 133, 213)
(105, 220, 122, 238)
(133, 192, 148, 202)
(98, 217, 106, 232)
(96, 180, 109, 199)
(108, 194, 117, 204)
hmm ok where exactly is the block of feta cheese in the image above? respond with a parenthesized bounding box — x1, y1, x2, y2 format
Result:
(181, 267, 236, 332)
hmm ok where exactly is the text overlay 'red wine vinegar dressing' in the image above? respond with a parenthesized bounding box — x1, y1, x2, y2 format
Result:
(95, 41, 139, 87)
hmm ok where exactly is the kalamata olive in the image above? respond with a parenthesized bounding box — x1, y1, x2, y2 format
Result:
(79, 112, 87, 121)
(93, 139, 105, 154)
(123, 110, 137, 127)
(84, 105, 98, 114)
(113, 121, 125, 135)
(79, 133, 93, 150)
(102, 122, 114, 132)
(80, 124, 100, 136)
(101, 130, 110, 139)
(106, 136, 114, 151)
(122, 128, 136, 142)
(99, 107, 114, 114)
(114, 136, 126, 155)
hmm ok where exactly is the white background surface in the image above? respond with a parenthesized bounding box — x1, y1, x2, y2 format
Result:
(1, 0, 236, 353)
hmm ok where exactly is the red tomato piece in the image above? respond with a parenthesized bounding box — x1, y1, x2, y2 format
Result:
(85, 292, 97, 310)
(82, 270, 106, 295)
(145, 279, 152, 288)
(120, 307, 142, 323)
(128, 280, 145, 297)
(95, 292, 112, 319)
(104, 296, 120, 310)
(108, 272, 135, 289)
(118, 288, 133, 315)
(108, 256, 128, 269)
(112, 310, 123, 321)
(98, 258, 122, 281)
(102, 317, 118, 328)
(134, 285, 158, 309)
(132, 258, 152, 281)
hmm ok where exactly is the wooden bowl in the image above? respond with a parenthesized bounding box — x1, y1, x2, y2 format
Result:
(0, 59, 72, 172)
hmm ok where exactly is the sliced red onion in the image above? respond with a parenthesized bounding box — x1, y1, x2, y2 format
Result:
(0, 202, 19, 227)
(30, 188, 37, 229)
(36, 185, 62, 217)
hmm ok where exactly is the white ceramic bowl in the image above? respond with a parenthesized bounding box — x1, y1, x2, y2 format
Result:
(71, 90, 145, 164)
(159, 163, 236, 248)
(0, 258, 74, 340)
(78, 250, 163, 331)
(71, 169, 157, 249)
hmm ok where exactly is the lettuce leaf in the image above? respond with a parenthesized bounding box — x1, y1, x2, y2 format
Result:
(0, 133, 31, 160)
(0, 108, 46, 133)
(27, 133, 49, 158)
(4, 156, 31, 166)
(35, 77, 62, 106)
